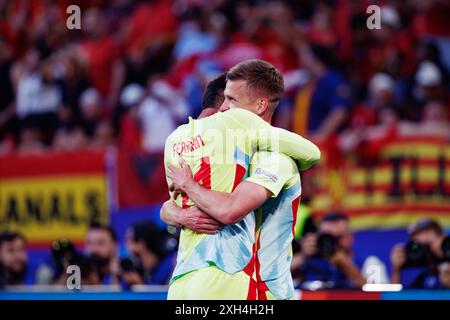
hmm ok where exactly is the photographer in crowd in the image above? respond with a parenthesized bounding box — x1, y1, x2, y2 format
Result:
(121, 221, 177, 288)
(390, 218, 450, 289)
(291, 212, 367, 290)
(84, 223, 120, 285)
(36, 221, 177, 288)
(0, 231, 32, 286)
(36, 223, 120, 286)
(438, 262, 450, 289)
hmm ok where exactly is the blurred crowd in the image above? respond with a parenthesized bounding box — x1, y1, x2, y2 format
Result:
(0, 0, 449, 156)
(291, 214, 450, 290)
(0, 221, 179, 289)
(0, 0, 450, 292)
(1, 215, 450, 290)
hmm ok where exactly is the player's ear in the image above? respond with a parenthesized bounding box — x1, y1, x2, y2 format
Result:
(256, 98, 269, 116)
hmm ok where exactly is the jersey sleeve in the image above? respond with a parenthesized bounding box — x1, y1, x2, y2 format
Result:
(164, 131, 177, 198)
(245, 152, 297, 198)
(218, 108, 321, 171)
(265, 126, 321, 171)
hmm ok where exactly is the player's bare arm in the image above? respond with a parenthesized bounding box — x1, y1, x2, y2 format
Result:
(160, 199, 224, 234)
(167, 159, 272, 224)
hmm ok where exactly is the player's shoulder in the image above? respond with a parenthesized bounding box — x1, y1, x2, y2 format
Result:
(167, 122, 190, 142)
(251, 152, 299, 182)
(252, 151, 296, 168)
(216, 108, 259, 122)
(249, 151, 300, 191)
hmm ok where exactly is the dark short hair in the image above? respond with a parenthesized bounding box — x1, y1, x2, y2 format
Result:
(0, 231, 26, 247)
(226, 59, 284, 108)
(88, 222, 117, 243)
(321, 211, 349, 224)
(130, 221, 168, 258)
(408, 218, 444, 237)
(201, 73, 227, 110)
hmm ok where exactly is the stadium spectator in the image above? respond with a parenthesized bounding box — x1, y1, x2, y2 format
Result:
(0, 231, 31, 286)
(292, 44, 351, 142)
(415, 41, 449, 90)
(412, 60, 448, 108)
(52, 126, 89, 151)
(124, 0, 178, 59)
(77, 7, 124, 109)
(84, 223, 120, 285)
(437, 262, 450, 289)
(36, 239, 84, 286)
(416, 100, 450, 138)
(138, 76, 189, 153)
(306, 1, 338, 49)
(118, 83, 145, 153)
(368, 5, 415, 78)
(0, 0, 447, 155)
(90, 120, 116, 149)
(172, 6, 218, 62)
(411, 0, 450, 71)
(57, 48, 90, 125)
(79, 88, 104, 138)
(338, 72, 399, 155)
(291, 212, 368, 290)
(398, 100, 450, 138)
(12, 49, 62, 147)
(0, 37, 15, 146)
(390, 218, 448, 289)
(121, 221, 176, 287)
(241, 1, 300, 72)
(16, 127, 47, 154)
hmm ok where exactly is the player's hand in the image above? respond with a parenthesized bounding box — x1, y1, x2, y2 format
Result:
(180, 206, 224, 235)
(167, 158, 195, 198)
(390, 243, 406, 271)
(301, 233, 318, 256)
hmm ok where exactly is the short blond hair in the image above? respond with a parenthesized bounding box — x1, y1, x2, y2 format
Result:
(227, 59, 284, 109)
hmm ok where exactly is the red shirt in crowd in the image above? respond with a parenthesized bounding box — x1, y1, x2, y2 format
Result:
(125, 0, 178, 56)
(80, 36, 120, 97)
(119, 114, 142, 154)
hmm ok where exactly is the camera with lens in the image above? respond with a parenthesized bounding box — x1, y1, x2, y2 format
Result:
(403, 240, 431, 268)
(316, 234, 339, 258)
(120, 255, 143, 274)
(51, 239, 82, 275)
(441, 236, 450, 262)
